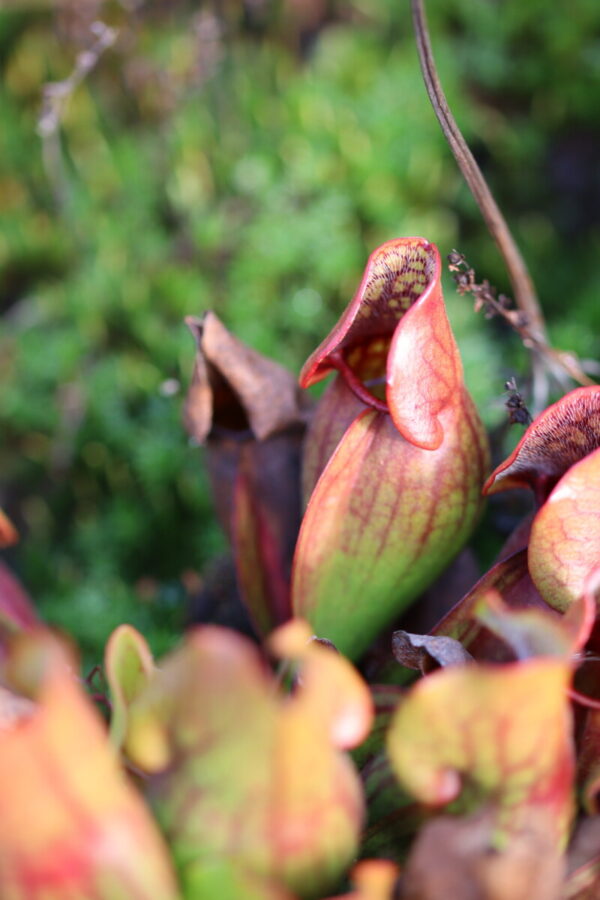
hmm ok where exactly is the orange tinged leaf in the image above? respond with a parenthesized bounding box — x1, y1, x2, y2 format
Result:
(0, 508, 18, 548)
(528, 446, 600, 611)
(269, 619, 373, 749)
(328, 859, 400, 900)
(0, 632, 179, 899)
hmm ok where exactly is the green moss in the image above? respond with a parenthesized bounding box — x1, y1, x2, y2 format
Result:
(1, 1, 598, 659)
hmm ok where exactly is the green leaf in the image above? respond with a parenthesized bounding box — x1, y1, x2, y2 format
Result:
(105, 624, 155, 751)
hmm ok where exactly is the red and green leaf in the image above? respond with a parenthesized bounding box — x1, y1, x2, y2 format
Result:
(300, 237, 469, 451)
(484, 386, 600, 503)
(387, 659, 575, 849)
(300, 238, 437, 388)
(292, 398, 486, 659)
(301, 376, 365, 504)
(294, 238, 488, 658)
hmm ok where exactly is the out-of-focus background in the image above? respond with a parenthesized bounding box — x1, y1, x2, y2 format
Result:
(1, 0, 599, 662)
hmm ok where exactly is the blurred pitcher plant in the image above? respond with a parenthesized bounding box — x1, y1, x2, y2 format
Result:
(3, 235, 600, 897)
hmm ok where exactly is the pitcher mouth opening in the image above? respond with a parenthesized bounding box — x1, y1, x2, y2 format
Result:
(329, 337, 391, 413)
(299, 239, 438, 391)
(208, 369, 253, 437)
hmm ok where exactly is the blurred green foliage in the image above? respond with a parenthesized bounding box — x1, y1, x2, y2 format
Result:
(0, 0, 599, 662)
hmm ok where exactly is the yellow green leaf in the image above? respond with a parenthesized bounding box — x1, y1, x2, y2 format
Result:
(105, 624, 155, 751)
(387, 659, 574, 849)
(124, 621, 373, 897)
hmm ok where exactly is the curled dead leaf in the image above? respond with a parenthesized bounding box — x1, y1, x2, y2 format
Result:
(392, 630, 474, 673)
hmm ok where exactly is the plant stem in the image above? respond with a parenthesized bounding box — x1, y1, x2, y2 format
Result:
(411, 0, 594, 402)
(410, 0, 547, 340)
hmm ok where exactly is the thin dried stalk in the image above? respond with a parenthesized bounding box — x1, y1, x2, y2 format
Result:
(38, 21, 117, 207)
(410, 0, 593, 406)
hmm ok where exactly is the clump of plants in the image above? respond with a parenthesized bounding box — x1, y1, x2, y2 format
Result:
(1, 3, 600, 899)
(2, 226, 600, 897)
